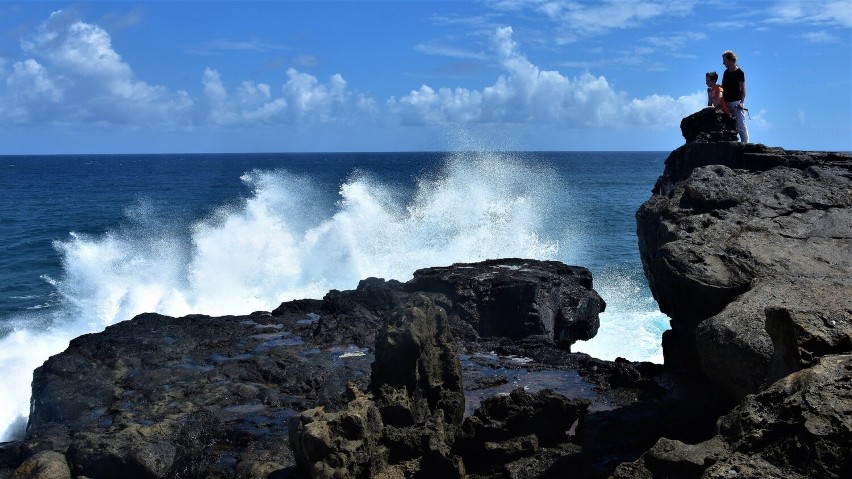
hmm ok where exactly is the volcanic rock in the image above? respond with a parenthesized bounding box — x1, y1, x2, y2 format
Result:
(290, 294, 466, 478)
(8, 258, 624, 478)
(407, 258, 604, 347)
(637, 142, 852, 398)
(624, 113, 852, 479)
(679, 107, 738, 144)
(613, 353, 852, 479)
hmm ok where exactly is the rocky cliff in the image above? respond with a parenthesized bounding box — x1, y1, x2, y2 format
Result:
(625, 108, 852, 477)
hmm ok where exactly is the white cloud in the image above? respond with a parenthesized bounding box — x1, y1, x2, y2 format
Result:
(7, 59, 63, 102)
(282, 68, 348, 122)
(7, 9, 193, 126)
(201, 66, 374, 126)
(414, 41, 488, 60)
(767, 0, 852, 27)
(2, 59, 65, 123)
(0, 9, 703, 142)
(390, 26, 701, 128)
(2, 10, 375, 130)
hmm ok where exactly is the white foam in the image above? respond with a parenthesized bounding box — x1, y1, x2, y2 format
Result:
(572, 267, 668, 363)
(0, 323, 74, 441)
(0, 151, 566, 441)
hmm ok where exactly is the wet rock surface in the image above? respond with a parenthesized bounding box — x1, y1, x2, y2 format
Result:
(6, 258, 713, 478)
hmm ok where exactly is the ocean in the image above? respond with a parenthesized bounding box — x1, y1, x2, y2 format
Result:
(0, 150, 670, 441)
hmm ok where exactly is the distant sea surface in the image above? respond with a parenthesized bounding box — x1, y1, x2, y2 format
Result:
(0, 150, 670, 440)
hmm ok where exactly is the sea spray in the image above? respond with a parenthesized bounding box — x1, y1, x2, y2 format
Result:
(572, 266, 668, 363)
(0, 151, 567, 440)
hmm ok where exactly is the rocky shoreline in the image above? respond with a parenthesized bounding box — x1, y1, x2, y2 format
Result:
(2, 109, 850, 478)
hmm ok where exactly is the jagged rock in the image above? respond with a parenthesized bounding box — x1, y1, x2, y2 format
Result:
(764, 287, 852, 383)
(288, 387, 387, 479)
(614, 354, 852, 479)
(407, 258, 605, 348)
(11, 258, 612, 478)
(611, 436, 728, 479)
(371, 294, 464, 430)
(21, 310, 371, 478)
(680, 108, 738, 144)
(0, 442, 21, 474)
(454, 388, 589, 476)
(10, 450, 70, 479)
(369, 294, 465, 477)
(312, 278, 407, 346)
(637, 144, 852, 398)
(290, 294, 466, 478)
(630, 129, 852, 479)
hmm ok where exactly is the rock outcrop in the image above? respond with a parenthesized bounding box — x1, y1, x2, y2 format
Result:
(637, 111, 852, 399)
(10, 259, 669, 479)
(623, 110, 852, 478)
(407, 258, 604, 345)
(289, 294, 466, 478)
(613, 353, 852, 479)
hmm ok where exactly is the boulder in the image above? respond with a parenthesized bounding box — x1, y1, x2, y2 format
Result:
(679, 107, 738, 144)
(407, 258, 604, 347)
(288, 387, 387, 479)
(10, 450, 70, 479)
(371, 294, 465, 431)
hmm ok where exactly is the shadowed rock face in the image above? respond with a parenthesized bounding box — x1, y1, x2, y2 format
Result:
(614, 354, 852, 479)
(290, 294, 466, 479)
(679, 108, 739, 144)
(289, 294, 598, 479)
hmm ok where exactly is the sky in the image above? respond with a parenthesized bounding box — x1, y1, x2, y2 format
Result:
(0, 0, 849, 154)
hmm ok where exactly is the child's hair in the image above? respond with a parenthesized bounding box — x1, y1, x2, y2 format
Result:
(706, 71, 719, 82)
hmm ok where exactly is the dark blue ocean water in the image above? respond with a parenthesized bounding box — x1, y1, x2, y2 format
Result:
(0, 150, 669, 440)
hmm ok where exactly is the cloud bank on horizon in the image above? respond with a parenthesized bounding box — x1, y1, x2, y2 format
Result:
(0, 1, 849, 153)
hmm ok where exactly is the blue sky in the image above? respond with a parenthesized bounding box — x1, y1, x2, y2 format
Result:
(0, 0, 849, 153)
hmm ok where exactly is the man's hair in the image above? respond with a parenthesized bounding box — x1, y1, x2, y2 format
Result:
(722, 50, 737, 62)
(706, 71, 719, 82)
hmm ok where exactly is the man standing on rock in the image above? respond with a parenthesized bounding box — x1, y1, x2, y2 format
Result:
(722, 50, 749, 143)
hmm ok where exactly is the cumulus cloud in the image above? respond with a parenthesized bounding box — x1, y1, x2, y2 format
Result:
(201, 66, 376, 126)
(389, 26, 702, 129)
(0, 10, 377, 130)
(3, 9, 193, 125)
(0, 9, 700, 139)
